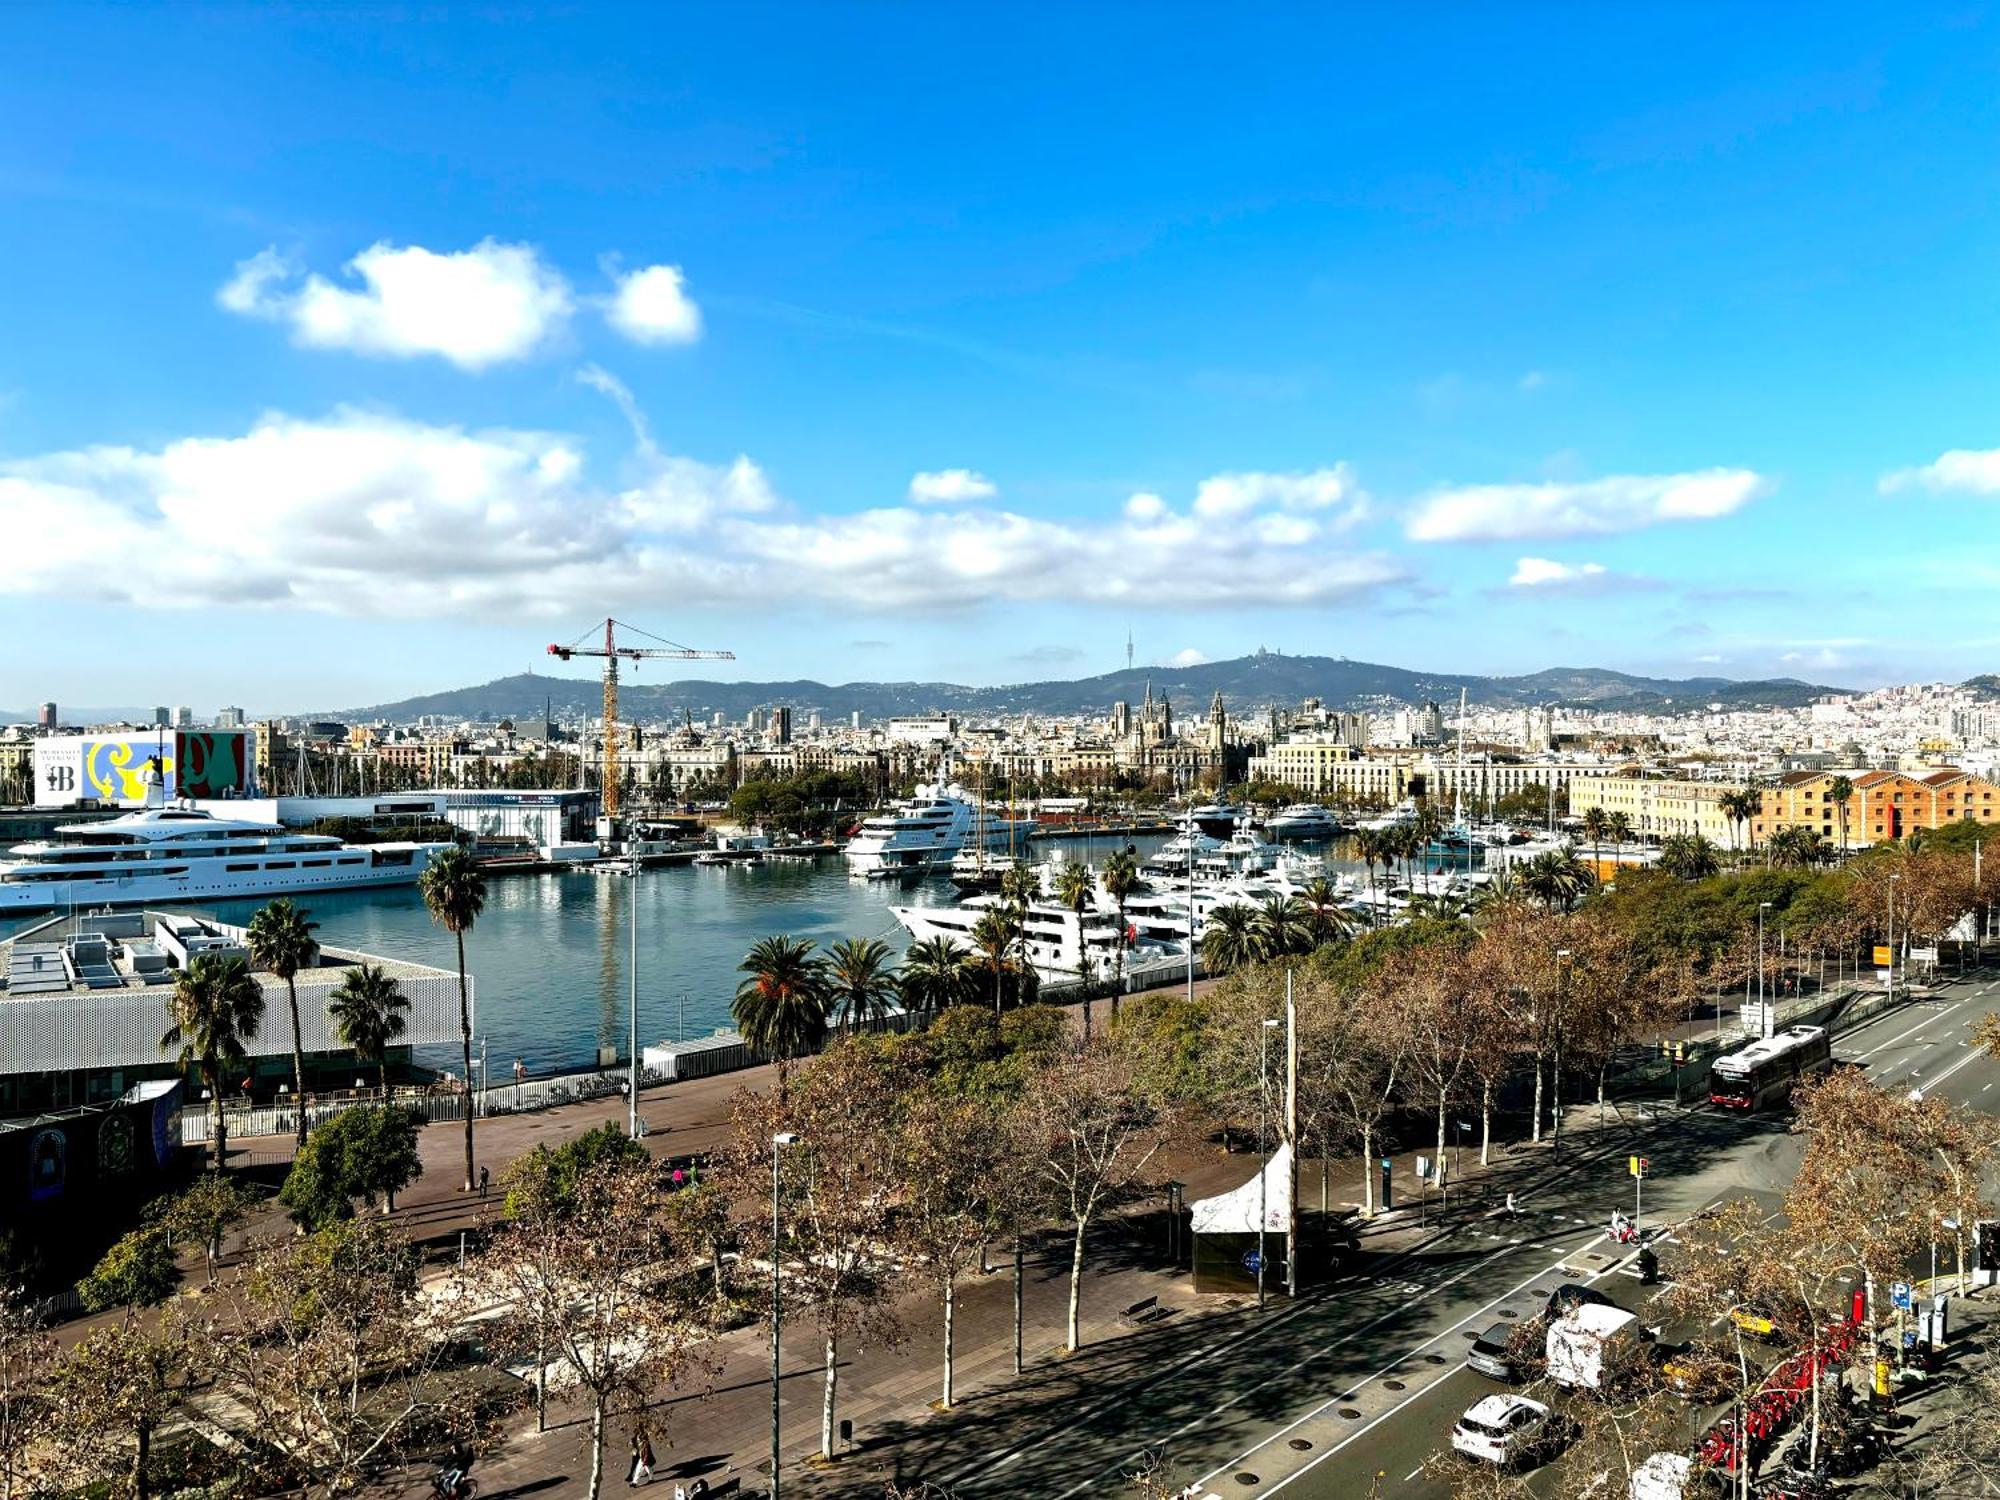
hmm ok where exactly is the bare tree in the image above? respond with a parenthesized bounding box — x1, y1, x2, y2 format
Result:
(725, 1038, 905, 1460)
(0, 1287, 54, 1500)
(212, 1217, 482, 1499)
(483, 1157, 718, 1500)
(895, 1092, 1009, 1408)
(46, 1305, 199, 1500)
(1013, 1039, 1160, 1352)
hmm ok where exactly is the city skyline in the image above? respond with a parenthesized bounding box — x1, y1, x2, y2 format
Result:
(9, 9, 2000, 705)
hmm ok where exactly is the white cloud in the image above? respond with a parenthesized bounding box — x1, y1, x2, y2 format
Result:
(219, 240, 574, 370)
(604, 263, 702, 346)
(0, 415, 1409, 620)
(1123, 491, 1167, 523)
(907, 469, 998, 505)
(1169, 648, 1209, 667)
(1190, 466, 1367, 526)
(1405, 468, 1768, 542)
(1509, 557, 1608, 588)
(1879, 448, 2000, 495)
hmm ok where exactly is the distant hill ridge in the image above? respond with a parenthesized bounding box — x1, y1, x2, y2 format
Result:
(315, 652, 1844, 724)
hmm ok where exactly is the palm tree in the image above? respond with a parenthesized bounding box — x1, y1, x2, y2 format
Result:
(1718, 787, 1759, 859)
(1827, 775, 1855, 855)
(1250, 894, 1314, 960)
(825, 936, 897, 1032)
(1354, 827, 1385, 928)
(733, 935, 830, 1094)
(328, 962, 409, 1094)
(1100, 849, 1140, 1018)
(967, 907, 1025, 1016)
(1581, 806, 1609, 882)
(161, 954, 265, 1171)
(1658, 833, 1721, 882)
(1607, 811, 1634, 857)
(1469, 868, 1529, 923)
(419, 844, 486, 1192)
(1201, 902, 1259, 973)
(1053, 863, 1099, 1037)
(899, 936, 969, 1019)
(1298, 877, 1355, 948)
(245, 897, 319, 1145)
(1768, 827, 1829, 870)
(1520, 847, 1594, 912)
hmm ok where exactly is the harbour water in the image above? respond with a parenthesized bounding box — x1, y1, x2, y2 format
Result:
(188, 825, 1504, 1074)
(197, 833, 1176, 1074)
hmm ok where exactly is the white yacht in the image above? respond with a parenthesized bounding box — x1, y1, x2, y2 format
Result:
(1189, 801, 1246, 839)
(842, 782, 1036, 876)
(1263, 803, 1342, 840)
(0, 806, 451, 913)
(1141, 822, 1225, 880)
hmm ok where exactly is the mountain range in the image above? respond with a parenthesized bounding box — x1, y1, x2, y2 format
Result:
(310, 652, 1849, 725)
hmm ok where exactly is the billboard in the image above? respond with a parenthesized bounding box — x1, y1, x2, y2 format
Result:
(33, 730, 254, 807)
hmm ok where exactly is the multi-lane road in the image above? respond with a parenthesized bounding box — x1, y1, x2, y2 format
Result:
(940, 967, 2000, 1500)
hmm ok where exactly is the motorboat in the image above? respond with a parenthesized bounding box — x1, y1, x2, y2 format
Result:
(1189, 801, 1246, 840)
(0, 804, 448, 912)
(1263, 803, 1343, 840)
(842, 782, 1036, 876)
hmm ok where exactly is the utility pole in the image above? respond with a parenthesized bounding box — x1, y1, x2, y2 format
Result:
(1285, 968, 1300, 1299)
(628, 844, 641, 1139)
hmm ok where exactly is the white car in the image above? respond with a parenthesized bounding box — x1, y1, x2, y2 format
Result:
(1451, 1393, 1555, 1467)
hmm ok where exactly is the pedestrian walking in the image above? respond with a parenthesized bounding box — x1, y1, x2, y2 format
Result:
(627, 1428, 654, 1486)
(478, 1164, 491, 1200)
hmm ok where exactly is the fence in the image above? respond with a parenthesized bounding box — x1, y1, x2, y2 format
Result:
(180, 1087, 469, 1144)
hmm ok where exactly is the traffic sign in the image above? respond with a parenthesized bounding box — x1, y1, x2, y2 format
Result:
(1891, 1280, 1912, 1311)
(1874, 945, 1893, 967)
(1242, 1250, 1263, 1274)
(1629, 1155, 1649, 1178)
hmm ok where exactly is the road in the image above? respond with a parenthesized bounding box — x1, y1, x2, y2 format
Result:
(933, 966, 2000, 1500)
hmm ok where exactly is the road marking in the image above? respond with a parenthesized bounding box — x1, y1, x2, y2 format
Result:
(1913, 1044, 1987, 1097)
(1847, 1003, 1965, 1062)
(1403, 1464, 1424, 1481)
(947, 1231, 1451, 1490)
(1251, 1232, 1673, 1498)
(1044, 1241, 1526, 1500)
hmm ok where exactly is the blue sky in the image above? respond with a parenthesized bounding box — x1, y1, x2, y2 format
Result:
(5, 5, 2000, 713)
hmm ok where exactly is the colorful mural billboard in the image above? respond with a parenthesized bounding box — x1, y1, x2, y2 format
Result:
(32, 729, 254, 807)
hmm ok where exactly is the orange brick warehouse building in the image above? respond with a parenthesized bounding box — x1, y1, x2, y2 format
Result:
(1752, 769, 2000, 849)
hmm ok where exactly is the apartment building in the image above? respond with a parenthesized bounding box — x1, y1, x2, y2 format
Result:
(1567, 775, 1741, 846)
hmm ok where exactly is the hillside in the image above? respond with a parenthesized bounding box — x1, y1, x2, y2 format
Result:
(317, 652, 1842, 724)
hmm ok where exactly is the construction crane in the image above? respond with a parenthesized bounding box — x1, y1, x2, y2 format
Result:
(547, 619, 734, 825)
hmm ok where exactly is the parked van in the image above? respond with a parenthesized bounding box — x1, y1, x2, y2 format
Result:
(1546, 1303, 1644, 1392)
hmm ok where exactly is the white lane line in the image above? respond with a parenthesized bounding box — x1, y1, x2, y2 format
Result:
(1403, 1464, 1424, 1481)
(1847, 1003, 1965, 1062)
(1256, 1236, 1650, 1498)
(1914, 1044, 1988, 1097)
(1048, 1241, 1527, 1500)
(956, 1233, 1457, 1490)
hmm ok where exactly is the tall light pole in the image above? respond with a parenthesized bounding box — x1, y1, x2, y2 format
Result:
(770, 1131, 800, 1499)
(628, 845, 641, 1139)
(1258, 1016, 1280, 1310)
(1888, 873, 1901, 1003)
(1553, 948, 1570, 1151)
(1758, 900, 1774, 1038)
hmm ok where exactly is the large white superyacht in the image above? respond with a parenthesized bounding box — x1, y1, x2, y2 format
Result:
(0, 782, 451, 914)
(842, 782, 1036, 876)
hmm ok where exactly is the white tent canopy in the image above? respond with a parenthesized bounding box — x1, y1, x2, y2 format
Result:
(1188, 1143, 1292, 1235)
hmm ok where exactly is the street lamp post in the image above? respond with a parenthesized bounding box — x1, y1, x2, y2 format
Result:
(1552, 948, 1571, 1151)
(770, 1131, 800, 1499)
(1758, 900, 1773, 1039)
(1258, 1017, 1280, 1310)
(1888, 873, 1900, 1004)
(629, 846, 641, 1139)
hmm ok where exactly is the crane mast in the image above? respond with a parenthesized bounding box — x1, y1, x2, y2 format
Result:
(546, 619, 735, 829)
